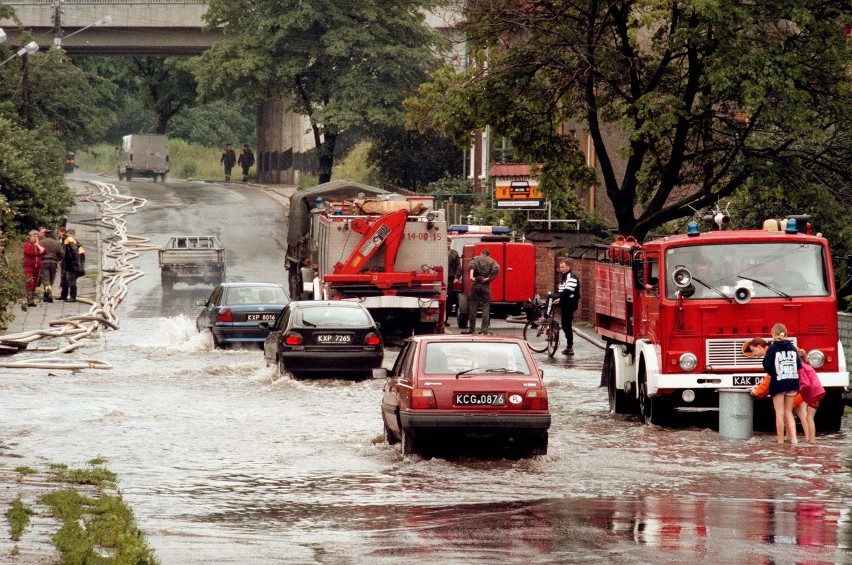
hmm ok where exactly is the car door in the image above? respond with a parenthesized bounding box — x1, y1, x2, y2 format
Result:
(264, 305, 291, 365)
(382, 339, 416, 436)
(197, 285, 224, 331)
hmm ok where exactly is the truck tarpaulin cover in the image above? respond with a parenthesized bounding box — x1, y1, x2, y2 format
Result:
(354, 200, 428, 216)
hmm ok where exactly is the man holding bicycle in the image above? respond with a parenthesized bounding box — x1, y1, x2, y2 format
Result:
(553, 259, 581, 355)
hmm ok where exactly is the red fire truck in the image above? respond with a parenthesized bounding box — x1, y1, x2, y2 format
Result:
(449, 225, 536, 328)
(596, 213, 849, 431)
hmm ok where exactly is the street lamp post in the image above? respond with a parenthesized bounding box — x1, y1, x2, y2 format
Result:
(0, 40, 39, 68)
(54, 16, 112, 48)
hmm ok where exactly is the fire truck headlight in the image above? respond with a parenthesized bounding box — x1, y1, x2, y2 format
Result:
(679, 353, 698, 371)
(807, 350, 825, 368)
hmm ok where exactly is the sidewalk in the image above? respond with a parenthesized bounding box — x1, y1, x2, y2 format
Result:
(1, 181, 101, 340)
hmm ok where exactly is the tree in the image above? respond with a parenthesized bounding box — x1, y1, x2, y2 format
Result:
(407, 1, 851, 241)
(193, 0, 446, 184)
(368, 127, 463, 192)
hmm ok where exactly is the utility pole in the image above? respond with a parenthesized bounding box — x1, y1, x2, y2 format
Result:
(52, 0, 63, 47)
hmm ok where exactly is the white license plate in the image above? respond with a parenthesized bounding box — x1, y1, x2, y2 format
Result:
(732, 375, 761, 387)
(455, 393, 506, 406)
(317, 334, 352, 343)
(247, 314, 277, 321)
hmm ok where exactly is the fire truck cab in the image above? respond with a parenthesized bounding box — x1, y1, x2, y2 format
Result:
(597, 215, 849, 432)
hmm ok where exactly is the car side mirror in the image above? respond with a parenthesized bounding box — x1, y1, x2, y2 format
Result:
(539, 368, 544, 379)
(195, 299, 206, 306)
(372, 368, 388, 379)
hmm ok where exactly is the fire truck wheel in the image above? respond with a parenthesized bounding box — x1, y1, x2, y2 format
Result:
(457, 295, 470, 328)
(814, 389, 843, 433)
(606, 352, 632, 415)
(639, 378, 672, 425)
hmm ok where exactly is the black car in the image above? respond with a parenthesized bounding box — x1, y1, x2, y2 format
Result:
(196, 282, 290, 348)
(262, 300, 383, 378)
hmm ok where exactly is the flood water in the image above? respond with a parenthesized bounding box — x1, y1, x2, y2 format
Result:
(1, 178, 850, 564)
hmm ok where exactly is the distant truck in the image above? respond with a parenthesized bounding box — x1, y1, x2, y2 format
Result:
(118, 134, 169, 182)
(159, 236, 225, 291)
(449, 225, 536, 328)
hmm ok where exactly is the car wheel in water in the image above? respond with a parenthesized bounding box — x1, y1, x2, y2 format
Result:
(383, 418, 399, 445)
(528, 432, 548, 456)
(401, 427, 416, 456)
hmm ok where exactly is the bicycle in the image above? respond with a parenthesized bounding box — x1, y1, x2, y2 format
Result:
(522, 298, 561, 357)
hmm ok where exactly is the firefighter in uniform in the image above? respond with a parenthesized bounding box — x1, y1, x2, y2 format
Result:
(463, 248, 500, 334)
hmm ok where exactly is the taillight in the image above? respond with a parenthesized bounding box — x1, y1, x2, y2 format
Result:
(410, 388, 437, 409)
(364, 332, 382, 346)
(218, 308, 233, 322)
(523, 389, 548, 410)
(284, 332, 303, 345)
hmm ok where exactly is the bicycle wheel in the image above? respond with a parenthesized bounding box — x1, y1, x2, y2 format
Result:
(523, 320, 549, 353)
(546, 322, 561, 357)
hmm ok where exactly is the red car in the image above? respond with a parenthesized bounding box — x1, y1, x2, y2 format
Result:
(377, 334, 550, 457)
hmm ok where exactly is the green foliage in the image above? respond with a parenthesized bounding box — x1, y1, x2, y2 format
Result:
(193, 0, 446, 182)
(332, 142, 382, 186)
(409, 1, 851, 240)
(367, 126, 463, 191)
(6, 497, 34, 541)
(0, 116, 71, 232)
(167, 98, 256, 148)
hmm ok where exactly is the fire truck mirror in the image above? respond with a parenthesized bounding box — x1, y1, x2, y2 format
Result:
(632, 259, 644, 289)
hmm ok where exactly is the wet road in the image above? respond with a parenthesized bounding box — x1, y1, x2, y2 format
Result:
(2, 178, 851, 564)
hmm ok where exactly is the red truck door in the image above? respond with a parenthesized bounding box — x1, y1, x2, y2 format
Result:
(504, 242, 535, 302)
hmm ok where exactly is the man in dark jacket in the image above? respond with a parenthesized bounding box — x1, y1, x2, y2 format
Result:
(555, 259, 581, 355)
(220, 144, 237, 181)
(39, 229, 63, 303)
(238, 144, 255, 182)
(446, 244, 462, 321)
(463, 248, 500, 334)
(60, 229, 82, 302)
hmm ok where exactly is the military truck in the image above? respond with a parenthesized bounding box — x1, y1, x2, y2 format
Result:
(118, 134, 169, 182)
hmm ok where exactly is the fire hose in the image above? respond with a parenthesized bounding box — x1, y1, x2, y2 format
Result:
(0, 180, 156, 371)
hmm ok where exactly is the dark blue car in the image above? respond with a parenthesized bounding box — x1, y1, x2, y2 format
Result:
(196, 282, 290, 348)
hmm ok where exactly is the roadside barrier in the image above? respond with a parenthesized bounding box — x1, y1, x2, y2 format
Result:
(0, 180, 155, 371)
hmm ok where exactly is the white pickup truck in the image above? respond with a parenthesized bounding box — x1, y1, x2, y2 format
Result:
(159, 236, 225, 290)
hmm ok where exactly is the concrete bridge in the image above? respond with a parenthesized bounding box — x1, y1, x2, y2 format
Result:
(1, 0, 461, 184)
(1, 0, 218, 55)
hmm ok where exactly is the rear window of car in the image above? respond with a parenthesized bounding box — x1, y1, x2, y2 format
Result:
(423, 342, 532, 375)
(297, 307, 372, 327)
(225, 286, 289, 305)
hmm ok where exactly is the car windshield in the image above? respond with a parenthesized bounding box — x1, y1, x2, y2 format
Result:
(298, 307, 372, 327)
(664, 242, 829, 300)
(225, 286, 289, 305)
(423, 342, 532, 375)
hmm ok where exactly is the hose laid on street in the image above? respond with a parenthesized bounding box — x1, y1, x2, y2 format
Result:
(0, 180, 150, 371)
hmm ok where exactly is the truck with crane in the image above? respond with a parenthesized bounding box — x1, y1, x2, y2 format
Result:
(596, 209, 848, 431)
(286, 181, 447, 335)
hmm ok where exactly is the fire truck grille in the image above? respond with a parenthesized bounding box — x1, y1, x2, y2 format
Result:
(705, 338, 797, 369)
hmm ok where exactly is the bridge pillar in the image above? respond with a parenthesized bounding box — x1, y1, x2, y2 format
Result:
(257, 98, 314, 186)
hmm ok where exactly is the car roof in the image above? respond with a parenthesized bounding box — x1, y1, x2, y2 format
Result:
(289, 300, 368, 309)
(408, 334, 528, 345)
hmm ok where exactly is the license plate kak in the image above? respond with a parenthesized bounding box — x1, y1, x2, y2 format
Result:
(455, 393, 506, 406)
(317, 334, 352, 343)
(247, 314, 277, 321)
(732, 375, 761, 387)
